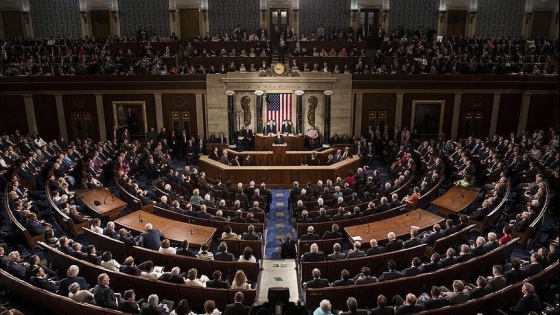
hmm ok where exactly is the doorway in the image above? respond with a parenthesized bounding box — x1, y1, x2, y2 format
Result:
(180, 9, 200, 38)
(446, 10, 466, 37)
(71, 112, 95, 140)
(170, 111, 192, 139)
(90, 10, 111, 38)
(2, 11, 24, 38)
(531, 11, 552, 38)
(270, 8, 289, 39)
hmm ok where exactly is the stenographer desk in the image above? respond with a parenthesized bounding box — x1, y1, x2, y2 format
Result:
(78, 189, 128, 221)
(345, 210, 445, 244)
(198, 154, 361, 188)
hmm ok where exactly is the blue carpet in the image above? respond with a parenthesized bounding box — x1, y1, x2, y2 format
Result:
(265, 189, 294, 259)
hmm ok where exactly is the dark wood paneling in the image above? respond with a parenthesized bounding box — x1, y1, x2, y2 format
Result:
(457, 93, 493, 139)
(496, 94, 522, 136)
(0, 95, 27, 135)
(32, 94, 60, 140)
(527, 94, 559, 132)
(62, 94, 98, 141)
(361, 93, 397, 133)
(161, 93, 197, 133)
(179, 9, 200, 38)
(531, 11, 552, 38)
(402, 93, 455, 139)
(102, 94, 157, 137)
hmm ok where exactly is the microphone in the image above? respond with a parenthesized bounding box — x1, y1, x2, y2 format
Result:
(103, 188, 111, 205)
(460, 190, 464, 198)
(366, 215, 371, 234)
(189, 219, 193, 235)
(139, 213, 143, 222)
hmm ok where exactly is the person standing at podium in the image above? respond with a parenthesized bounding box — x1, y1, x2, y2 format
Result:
(273, 131, 285, 144)
(281, 120, 293, 134)
(265, 120, 277, 135)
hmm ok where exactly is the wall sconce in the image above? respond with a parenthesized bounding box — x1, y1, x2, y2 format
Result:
(351, 9, 358, 22)
(200, 9, 208, 22)
(469, 11, 477, 24)
(169, 9, 176, 22)
(21, 11, 30, 24)
(382, 10, 389, 22)
(110, 10, 118, 23)
(525, 12, 533, 24)
(439, 10, 447, 23)
(80, 11, 88, 23)
(261, 9, 266, 21)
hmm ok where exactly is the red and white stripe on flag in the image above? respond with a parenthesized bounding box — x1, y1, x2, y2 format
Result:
(266, 93, 292, 123)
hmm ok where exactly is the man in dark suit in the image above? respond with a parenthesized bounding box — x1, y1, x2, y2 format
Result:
(327, 243, 347, 260)
(265, 120, 277, 134)
(119, 289, 141, 313)
(315, 208, 332, 222)
(107, 125, 121, 144)
(93, 273, 122, 309)
(103, 221, 119, 239)
(176, 240, 196, 257)
(119, 256, 143, 276)
(346, 241, 366, 259)
(158, 267, 186, 284)
(378, 260, 403, 281)
(322, 223, 342, 239)
(214, 241, 236, 261)
(206, 270, 230, 289)
(332, 269, 355, 287)
(224, 292, 250, 315)
(520, 253, 544, 277)
(272, 131, 285, 144)
(369, 295, 394, 315)
(366, 239, 386, 256)
(403, 228, 422, 249)
(509, 282, 542, 314)
(281, 120, 293, 134)
(136, 223, 164, 251)
(401, 257, 424, 277)
(303, 268, 330, 289)
(444, 280, 469, 305)
(140, 294, 168, 315)
(384, 232, 404, 252)
(421, 224, 444, 245)
(354, 267, 378, 285)
(242, 224, 260, 240)
(57, 264, 89, 297)
(300, 226, 320, 240)
(422, 286, 449, 311)
(301, 243, 326, 262)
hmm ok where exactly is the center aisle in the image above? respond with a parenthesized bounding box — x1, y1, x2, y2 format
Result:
(265, 189, 294, 259)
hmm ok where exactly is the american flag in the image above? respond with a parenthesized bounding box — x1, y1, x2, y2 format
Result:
(266, 93, 292, 123)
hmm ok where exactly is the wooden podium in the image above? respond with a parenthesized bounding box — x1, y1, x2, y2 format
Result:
(271, 143, 287, 165)
(255, 134, 304, 151)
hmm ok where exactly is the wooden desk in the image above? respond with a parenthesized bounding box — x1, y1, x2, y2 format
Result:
(199, 155, 361, 188)
(115, 210, 216, 247)
(344, 210, 445, 244)
(431, 186, 479, 217)
(78, 189, 127, 221)
(225, 148, 335, 166)
(255, 134, 304, 151)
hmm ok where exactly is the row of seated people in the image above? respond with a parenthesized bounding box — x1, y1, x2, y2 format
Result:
(1, 246, 253, 314)
(301, 237, 559, 314)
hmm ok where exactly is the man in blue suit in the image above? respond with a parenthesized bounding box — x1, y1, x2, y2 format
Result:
(57, 265, 89, 297)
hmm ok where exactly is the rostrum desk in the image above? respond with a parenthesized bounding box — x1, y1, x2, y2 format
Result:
(198, 154, 361, 188)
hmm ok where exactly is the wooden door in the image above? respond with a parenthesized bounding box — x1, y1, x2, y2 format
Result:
(90, 10, 111, 38)
(2, 11, 24, 38)
(461, 111, 484, 139)
(531, 11, 552, 38)
(170, 111, 193, 139)
(270, 8, 289, 39)
(71, 112, 95, 140)
(446, 10, 466, 37)
(360, 9, 379, 48)
(179, 9, 200, 38)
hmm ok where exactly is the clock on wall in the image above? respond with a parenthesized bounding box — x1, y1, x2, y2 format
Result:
(273, 63, 286, 75)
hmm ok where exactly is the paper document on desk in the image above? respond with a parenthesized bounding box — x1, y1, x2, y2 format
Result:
(353, 236, 363, 241)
